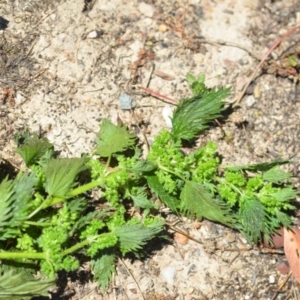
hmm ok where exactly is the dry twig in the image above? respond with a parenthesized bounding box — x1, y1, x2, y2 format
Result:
(118, 258, 145, 300)
(233, 23, 300, 107)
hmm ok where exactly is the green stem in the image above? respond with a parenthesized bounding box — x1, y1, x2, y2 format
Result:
(67, 166, 122, 198)
(61, 236, 98, 256)
(106, 155, 112, 169)
(158, 164, 186, 182)
(68, 180, 102, 197)
(27, 167, 122, 219)
(24, 221, 53, 227)
(0, 236, 101, 261)
(0, 251, 46, 260)
(215, 177, 243, 196)
(27, 195, 54, 219)
(28, 180, 103, 219)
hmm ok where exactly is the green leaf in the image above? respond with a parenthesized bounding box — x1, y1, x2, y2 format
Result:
(225, 158, 290, 172)
(15, 132, 53, 167)
(11, 173, 37, 225)
(180, 181, 237, 228)
(0, 269, 55, 299)
(0, 173, 37, 240)
(262, 167, 292, 184)
(171, 87, 230, 141)
(0, 178, 14, 229)
(271, 187, 298, 203)
(70, 209, 109, 236)
(91, 254, 116, 292)
(186, 73, 197, 85)
(238, 196, 266, 243)
(129, 160, 157, 174)
(129, 188, 157, 209)
(146, 174, 180, 212)
(95, 119, 136, 157)
(44, 158, 87, 197)
(186, 73, 206, 96)
(275, 209, 293, 228)
(114, 221, 164, 255)
(288, 54, 297, 67)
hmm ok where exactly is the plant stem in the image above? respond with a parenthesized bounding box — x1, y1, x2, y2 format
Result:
(68, 180, 101, 197)
(106, 155, 112, 169)
(28, 180, 102, 219)
(61, 236, 98, 256)
(215, 177, 243, 196)
(27, 195, 54, 219)
(158, 164, 186, 182)
(27, 167, 121, 219)
(0, 251, 46, 260)
(0, 236, 101, 261)
(24, 221, 53, 227)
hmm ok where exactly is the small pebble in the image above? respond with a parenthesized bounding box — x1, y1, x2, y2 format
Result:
(159, 23, 168, 32)
(277, 262, 290, 275)
(138, 2, 154, 17)
(82, 74, 92, 85)
(162, 104, 173, 128)
(161, 266, 176, 285)
(127, 282, 137, 294)
(246, 83, 254, 95)
(246, 95, 256, 107)
(53, 128, 62, 136)
(269, 275, 276, 284)
(119, 94, 134, 109)
(253, 85, 261, 99)
(87, 30, 103, 39)
(225, 232, 236, 243)
(174, 231, 189, 245)
(15, 92, 26, 105)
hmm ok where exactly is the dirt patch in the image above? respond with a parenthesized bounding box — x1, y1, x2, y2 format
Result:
(1, 0, 300, 299)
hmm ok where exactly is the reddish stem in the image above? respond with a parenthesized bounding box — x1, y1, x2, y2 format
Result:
(140, 87, 178, 105)
(234, 23, 300, 107)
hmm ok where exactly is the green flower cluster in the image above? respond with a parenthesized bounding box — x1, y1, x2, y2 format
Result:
(30, 164, 46, 189)
(148, 129, 190, 194)
(190, 141, 219, 182)
(217, 169, 296, 216)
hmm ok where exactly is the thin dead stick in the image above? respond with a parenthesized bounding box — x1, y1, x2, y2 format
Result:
(271, 271, 292, 300)
(165, 221, 204, 244)
(197, 38, 261, 61)
(118, 258, 145, 300)
(140, 87, 226, 133)
(139, 86, 178, 105)
(233, 23, 300, 108)
(145, 63, 155, 88)
(33, 8, 57, 29)
(130, 109, 150, 151)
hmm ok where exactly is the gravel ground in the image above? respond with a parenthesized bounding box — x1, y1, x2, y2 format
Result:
(1, 0, 300, 299)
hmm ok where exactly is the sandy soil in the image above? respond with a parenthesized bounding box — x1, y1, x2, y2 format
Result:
(1, 0, 300, 299)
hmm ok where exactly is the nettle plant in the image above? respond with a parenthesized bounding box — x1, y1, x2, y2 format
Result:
(0, 74, 297, 298)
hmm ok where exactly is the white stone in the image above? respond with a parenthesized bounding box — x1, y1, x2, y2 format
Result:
(161, 266, 176, 285)
(15, 92, 26, 106)
(138, 2, 154, 18)
(87, 30, 103, 39)
(269, 275, 276, 284)
(245, 95, 256, 107)
(162, 104, 173, 128)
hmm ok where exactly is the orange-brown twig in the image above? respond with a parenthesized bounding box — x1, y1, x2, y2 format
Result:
(234, 23, 300, 107)
(139, 86, 178, 105)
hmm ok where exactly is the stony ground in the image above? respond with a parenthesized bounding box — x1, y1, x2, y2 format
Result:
(1, 0, 300, 299)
